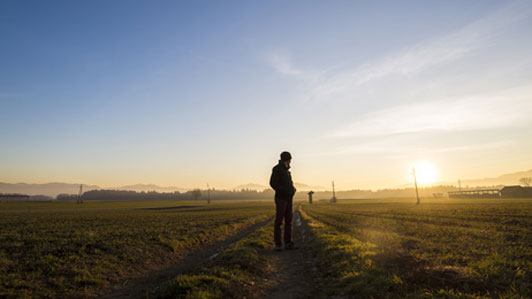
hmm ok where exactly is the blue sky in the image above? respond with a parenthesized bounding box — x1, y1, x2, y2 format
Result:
(2, 1, 532, 189)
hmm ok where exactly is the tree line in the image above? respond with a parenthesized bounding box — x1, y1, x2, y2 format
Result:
(57, 188, 276, 201)
(54, 184, 511, 201)
(24, 177, 532, 202)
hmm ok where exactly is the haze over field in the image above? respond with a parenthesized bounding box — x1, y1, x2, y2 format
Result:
(2, 168, 530, 197)
(2, 1, 532, 190)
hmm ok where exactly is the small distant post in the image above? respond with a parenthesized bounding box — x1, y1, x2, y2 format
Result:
(413, 168, 420, 205)
(207, 184, 211, 204)
(308, 191, 314, 204)
(331, 181, 337, 203)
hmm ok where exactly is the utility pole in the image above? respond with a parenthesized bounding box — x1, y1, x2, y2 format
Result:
(413, 168, 420, 205)
(331, 181, 337, 203)
(207, 184, 211, 204)
(458, 179, 462, 192)
(77, 184, 83, 204)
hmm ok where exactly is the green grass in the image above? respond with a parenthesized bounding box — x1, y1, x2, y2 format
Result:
(301, 198, 532, 298)
(3, 198, 531, 298)
(161, 219, 274, 298)
(0, 202, 273, 298)
(0, 200, 212, 210)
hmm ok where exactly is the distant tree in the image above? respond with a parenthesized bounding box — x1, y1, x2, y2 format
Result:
(519, 177, 532, 186)
(191, 189, 202, 201)
(56, 194, 77, 201)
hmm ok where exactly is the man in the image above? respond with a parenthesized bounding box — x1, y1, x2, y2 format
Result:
(269, 151, 296, 251)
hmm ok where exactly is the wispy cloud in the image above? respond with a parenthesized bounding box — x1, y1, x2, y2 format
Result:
(265, 2, 532, 161)
(307, 140, 511, 158)
(332, 84, 532, 138)
(310, 41, 471, 101)
(265, 2, 532, 103)
(267, 52, 303, 76)
(308, 3, 532, 101)
(265, 51, 320, 80)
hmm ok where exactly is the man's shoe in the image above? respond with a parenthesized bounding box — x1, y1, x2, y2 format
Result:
(274, 245, 283, 251)
(285, 242, 296, 250)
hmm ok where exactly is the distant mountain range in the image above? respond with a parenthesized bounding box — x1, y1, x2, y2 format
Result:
(0, 182, 187, 197)
(294, 182, 327, 191)
(114, 184, 188, 193)
(455, 169, 532, 187)
(0, 181, 327, 197)
(0, 182, 100, 197)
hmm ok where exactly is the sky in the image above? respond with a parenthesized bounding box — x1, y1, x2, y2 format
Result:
(1, 0, 532, 190)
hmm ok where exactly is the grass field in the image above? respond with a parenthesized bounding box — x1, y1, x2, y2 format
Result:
(2, 198, 531, 298)
(160, 219, 275, 298)
(0, 200, 268, 210)
(301, 198, 532, 298)
(0, 201, 273, 298)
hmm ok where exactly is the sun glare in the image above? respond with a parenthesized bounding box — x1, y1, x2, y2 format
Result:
(414, 162, 437, 185)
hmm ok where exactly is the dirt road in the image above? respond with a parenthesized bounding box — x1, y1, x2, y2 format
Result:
(261, 210, 325, 299)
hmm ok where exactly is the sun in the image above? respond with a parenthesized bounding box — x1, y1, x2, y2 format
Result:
(414, 162, 437, 185)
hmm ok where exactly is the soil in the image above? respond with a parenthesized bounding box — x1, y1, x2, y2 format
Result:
(98, 216, 272, 299)
(98, 206, 326, 299)
(259, 210, 326, 299)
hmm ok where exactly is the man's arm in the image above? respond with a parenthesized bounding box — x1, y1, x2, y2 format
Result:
(270, 168, 290, 194)
(269, 168, 279, 191)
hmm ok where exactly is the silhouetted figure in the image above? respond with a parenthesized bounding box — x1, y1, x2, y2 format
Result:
(270, 151, 296, 251)
(308, 191, 314, 204)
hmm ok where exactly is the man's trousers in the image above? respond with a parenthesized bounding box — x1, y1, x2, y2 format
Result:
(274, 198, 293, 246)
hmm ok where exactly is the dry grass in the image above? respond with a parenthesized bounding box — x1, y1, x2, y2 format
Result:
(301, 198, 532, 298)
(0, 202, 273, 298)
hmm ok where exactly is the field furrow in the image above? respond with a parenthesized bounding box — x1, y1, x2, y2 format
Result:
(0, 202, 274, 298)
(301, 199, 532, 298)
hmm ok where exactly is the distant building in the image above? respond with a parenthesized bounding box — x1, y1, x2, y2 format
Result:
(448, 189, 500, 198)
(448, 185, 532, 198)
(500, 185, 532, 198)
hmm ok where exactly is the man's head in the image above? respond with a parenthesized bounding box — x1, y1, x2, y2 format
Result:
(280, 151, 292, 168)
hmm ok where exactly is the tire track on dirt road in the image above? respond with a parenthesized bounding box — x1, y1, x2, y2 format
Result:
(98, 216, 273, 299)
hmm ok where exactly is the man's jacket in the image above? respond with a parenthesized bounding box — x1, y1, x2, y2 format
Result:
(270, 161, 296, 200)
